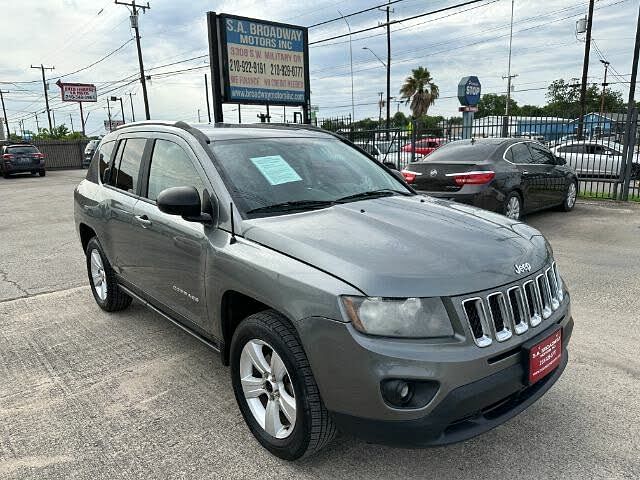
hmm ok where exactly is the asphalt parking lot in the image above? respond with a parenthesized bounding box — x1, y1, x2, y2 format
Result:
(1, 169, 639, 479)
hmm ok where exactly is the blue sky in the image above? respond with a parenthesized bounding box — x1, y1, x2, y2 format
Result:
(0, 0, 637, 136)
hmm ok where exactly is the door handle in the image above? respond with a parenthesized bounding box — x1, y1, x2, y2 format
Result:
(522, 170, 530, 174)
(134, 214, 152, 228)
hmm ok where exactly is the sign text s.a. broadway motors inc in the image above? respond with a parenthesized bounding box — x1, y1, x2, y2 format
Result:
(219, 15, 308, 105)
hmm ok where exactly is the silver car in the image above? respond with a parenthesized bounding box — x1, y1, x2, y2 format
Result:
(74, 121, 573, 460)
(551, 140, 639, 178)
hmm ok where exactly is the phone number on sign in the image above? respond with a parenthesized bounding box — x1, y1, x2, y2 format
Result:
(228, 60, 304, 78)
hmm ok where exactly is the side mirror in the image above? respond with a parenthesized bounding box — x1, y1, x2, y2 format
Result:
(157, 186, 213, 224)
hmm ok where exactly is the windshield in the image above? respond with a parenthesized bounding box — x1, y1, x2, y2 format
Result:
(210, 137, 412, 216)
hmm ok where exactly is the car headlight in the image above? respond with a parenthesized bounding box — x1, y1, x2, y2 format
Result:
(341, 296, 454, 338)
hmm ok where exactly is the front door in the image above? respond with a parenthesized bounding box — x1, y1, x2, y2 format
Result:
(509, 141, 545, 211)
(130, 136, 210, 327)
(527, 142, 565, 205)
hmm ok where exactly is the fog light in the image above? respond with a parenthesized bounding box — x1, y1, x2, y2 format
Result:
(382, 379, 413, 407)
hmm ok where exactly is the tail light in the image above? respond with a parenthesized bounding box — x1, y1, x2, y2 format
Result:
(401, 169, 419, 184)
(2, 154, 14, 160)
(31, 153, 45, 159)
(445, 170, 495, 186)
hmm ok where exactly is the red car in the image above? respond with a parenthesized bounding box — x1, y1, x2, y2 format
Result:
(401, 138, 446, 156)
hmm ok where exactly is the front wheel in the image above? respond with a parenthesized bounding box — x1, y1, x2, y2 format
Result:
(39, 169, 46, 177)
(503, 191, 522, 220)
(230, 310, 336, 460)
(560, 180, 578, 212)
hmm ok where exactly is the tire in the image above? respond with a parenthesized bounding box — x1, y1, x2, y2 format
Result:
(85, 237, 132, 312)
(560, 180, 578, 212)
(503, 191, 522, 220)
(39, 169, 46, 177)
(230, 310, 336, 460)
(2, 171, 9, 179)
(31, 170, 37, 175)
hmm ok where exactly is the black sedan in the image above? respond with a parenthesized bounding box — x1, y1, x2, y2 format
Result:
(401, 138, 578, 220)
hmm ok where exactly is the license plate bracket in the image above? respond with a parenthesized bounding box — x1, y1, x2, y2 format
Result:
(523, 325, 563, 385)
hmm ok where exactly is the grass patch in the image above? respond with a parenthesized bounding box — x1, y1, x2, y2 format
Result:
(579, 191, 640, 202)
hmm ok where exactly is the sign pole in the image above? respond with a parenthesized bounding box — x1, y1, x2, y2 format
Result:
(207, 12, 224, 123)
(79, 102, 85, 136)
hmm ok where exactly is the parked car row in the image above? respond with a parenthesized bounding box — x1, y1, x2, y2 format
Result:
(550, 140, 640, 179)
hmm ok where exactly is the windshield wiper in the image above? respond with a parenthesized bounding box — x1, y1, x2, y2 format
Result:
(335, 189, 410, 204)
(246, 200, 335, 214)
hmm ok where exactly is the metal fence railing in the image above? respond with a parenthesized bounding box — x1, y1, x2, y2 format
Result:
(318, 109, 639, 202)
(32, 139, 88, 170)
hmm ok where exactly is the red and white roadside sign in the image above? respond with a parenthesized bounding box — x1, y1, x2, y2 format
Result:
(56, 81, 97, 102)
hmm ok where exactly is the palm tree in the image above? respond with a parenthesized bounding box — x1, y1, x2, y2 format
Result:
(399, 67, 439, 118)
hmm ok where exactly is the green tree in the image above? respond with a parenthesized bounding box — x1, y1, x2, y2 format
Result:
(391, 111, 408, 128)
(544, 78, 625, 117)
(399, 66, 439, 118)
(476, 93, 518, 117)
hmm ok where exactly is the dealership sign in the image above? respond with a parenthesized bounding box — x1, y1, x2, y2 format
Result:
(56, 80, 97, 102)
(208, 13, 310, 117)
(457, 76, 481, 106)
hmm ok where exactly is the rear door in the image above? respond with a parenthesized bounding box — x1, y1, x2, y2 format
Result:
(131, 135, 210, 327)
(527, 142, 565, 205)
(507, 141, 545, 211)
(102, 135, 149, 279)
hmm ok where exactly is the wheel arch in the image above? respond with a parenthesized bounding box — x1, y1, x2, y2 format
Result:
(220, 290, 300, 366)
(79, 223, 97, 253)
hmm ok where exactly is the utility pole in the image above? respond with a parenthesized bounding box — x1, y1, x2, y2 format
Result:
(106, 98, 113, 132)
(69, 113, 74, 132)
(621, 1, 640, 201)
(127, 92, 136, 122)
(111, 96, 125, 122)
(204, 74, 212, 123)
(378, 92, 384, 126)
(34, 111, 40, 132)
(30, 64, 55, 131)
(599, 59, 610, 116)
(116, 0, 151, 120)
(502, 0, 516, 137)
(52, 110, 56, 128)
(382, 0, 392, 134)
(0, 90, 9, 139)
(578, 0, 595, 139)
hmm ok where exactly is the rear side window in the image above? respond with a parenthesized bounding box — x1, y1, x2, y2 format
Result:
(509, 143, 533, 164)
(528, 143, 555, 164)
(86, 140, 115, 184)
(110, 138, 146, 194)
(146, 139, 205, 202)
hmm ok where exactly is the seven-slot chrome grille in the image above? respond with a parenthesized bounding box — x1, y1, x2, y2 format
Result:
(462, 262, 564, 347)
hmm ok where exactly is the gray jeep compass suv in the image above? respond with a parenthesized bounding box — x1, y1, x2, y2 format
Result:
(74, 121, 573, 460)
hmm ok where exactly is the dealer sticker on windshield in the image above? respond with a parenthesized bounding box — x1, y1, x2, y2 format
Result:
(250, 155, 302, 186)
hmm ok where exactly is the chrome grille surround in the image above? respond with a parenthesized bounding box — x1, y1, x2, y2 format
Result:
(461, 262, 565, 347)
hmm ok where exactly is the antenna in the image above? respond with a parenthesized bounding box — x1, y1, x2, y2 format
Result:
(229, 202, 237, 244)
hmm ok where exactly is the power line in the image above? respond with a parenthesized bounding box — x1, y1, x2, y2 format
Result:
(308, 0, 408, 28)
(309, 0, 490, 45)
(57, 38, 134, 80)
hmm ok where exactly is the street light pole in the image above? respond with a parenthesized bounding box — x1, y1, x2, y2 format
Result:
(338, 10, 355, 124)
(128, 92, 136, 122)
(502, 0, 516, 136)
(111, 96, 125, 122)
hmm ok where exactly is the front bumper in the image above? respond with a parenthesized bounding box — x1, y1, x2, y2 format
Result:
(299, 297, 573, 447)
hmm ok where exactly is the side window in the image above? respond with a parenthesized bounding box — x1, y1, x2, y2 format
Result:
(528, 143, 555, 164)
(504, 147, 514, 162)
(110, 138, 146, 194)
(510, 143, 533, 164)
(146, 139, 206, 202)
(98, 141, 115, 182)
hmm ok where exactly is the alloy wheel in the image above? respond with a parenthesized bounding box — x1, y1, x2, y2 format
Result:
(505, 196, 521, 220)
(239, 339, 297, 439)
(90, 249, 108, 301)
(567, 182, 577, 208)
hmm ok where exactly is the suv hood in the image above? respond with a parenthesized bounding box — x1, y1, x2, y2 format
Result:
(242, 196, 551, 297)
